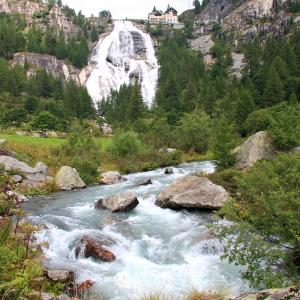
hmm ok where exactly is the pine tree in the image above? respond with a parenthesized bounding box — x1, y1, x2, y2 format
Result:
(271, 56, 289, 81)
(263, 66, 286, 106)
(235, 89, 255, 125)
(193, 0, 201, 14)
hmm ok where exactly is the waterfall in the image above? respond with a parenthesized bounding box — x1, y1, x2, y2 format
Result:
(86, 21, 159, 107)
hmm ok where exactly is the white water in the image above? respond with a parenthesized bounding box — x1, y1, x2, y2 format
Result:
(23, 162, 250, 300)
(86, 21, 159, 107)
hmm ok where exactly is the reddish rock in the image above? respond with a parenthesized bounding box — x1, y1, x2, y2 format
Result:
(75, 237, 116, 262)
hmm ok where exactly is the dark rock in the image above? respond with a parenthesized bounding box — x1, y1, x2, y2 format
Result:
(165, 167, 174, 175)
(75, 237, 116, 262)
(137, 179, 152, 186)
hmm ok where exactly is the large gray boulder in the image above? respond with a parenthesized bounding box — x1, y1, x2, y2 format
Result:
(95, 192, 139, 212)
(99, 171, 126, 185)
(155, 176, 229, 210)
(5, 190, 29, 203)
(55, 166, 86, 191)
(234, 131, 276, 170)
(0, 155, 37, 174)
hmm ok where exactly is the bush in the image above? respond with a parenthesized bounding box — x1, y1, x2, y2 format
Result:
(175, 110, 211, 153)
(108, 131, 145, 157)
(242, 108, 272, 135)
(268, 103, 300, 151)
(53, 131, 101, 184)
(214, 153, 300, 288)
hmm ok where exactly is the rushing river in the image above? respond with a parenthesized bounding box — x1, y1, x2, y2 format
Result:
(23, 161, 249, 299)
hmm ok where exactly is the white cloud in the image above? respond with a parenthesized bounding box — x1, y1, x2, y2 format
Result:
(62, 0, 192, 19)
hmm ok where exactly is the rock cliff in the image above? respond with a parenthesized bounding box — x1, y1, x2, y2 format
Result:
(192, 0, 295, 42)
(11, 52, 92, 85)
(0, 0, 80, 36)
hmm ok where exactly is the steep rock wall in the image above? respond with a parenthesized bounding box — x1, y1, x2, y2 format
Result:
(0, 0, 80, 36)
(11, 52, 91, 85)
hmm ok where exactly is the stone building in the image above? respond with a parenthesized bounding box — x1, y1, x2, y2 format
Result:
(148, 6, 178, 24)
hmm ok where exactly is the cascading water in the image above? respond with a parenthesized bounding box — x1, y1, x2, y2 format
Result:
(23, 162, 251, 300)
(86, 21, 159, 107)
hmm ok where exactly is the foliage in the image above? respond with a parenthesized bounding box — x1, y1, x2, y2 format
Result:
(214, 153, 300, 288)
(175, 110, 211, 153)
(53, 131, 101, 184)
(212, 118, 239, 169)
(268, 102, 300, 151)
(108, 131, 145, 157)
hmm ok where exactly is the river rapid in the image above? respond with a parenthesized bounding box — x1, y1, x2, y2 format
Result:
(23, 161, 250, 300)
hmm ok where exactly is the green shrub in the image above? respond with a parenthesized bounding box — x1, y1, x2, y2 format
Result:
(53, 131, 101, 184)
(214, 153, 300, 288)
(108, 131, 145, 157)
(175, 110, 211, 154)
(268, 103, 300, 151)
(242, 108, 272, 135)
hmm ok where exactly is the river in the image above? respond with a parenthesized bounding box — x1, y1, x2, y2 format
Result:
(23, 161, 249, 299)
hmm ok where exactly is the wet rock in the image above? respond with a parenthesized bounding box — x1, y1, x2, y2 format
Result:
(46, 269, 75, 284)
(99, 171, 127, 185)
(12, 175, 23, 183)
(55, 166, 86, 191)
(95, 192, 139, 212)
(75, 237, 116, 262)
(234, 131, 276, 170)
(5, 190, 29, 203)
(155, 176, 229, 210)
(137, 179, 152, 186)
(165, 167, 174, 175)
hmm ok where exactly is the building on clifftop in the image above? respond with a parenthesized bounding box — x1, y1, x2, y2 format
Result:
(148, 5, 178, 24)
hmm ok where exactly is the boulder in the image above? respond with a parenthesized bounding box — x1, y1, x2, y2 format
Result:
(165, 167, 174, 175)
(0, 139, 6, 146)
(155, 176, 229, 210)
(137, 179, 152, 186)
(35, 162, 48, 175)
(46, 269, 74, 284)
(234, 131, 276, 170)
(75, 237, 116, 262)
(95, 192, 139, 212)
(292, 147, 300, 154)
(12, 175, 23, 183)
(0, 156, 37, 174)
(55, 166, 86, 191)
(5, 190, 29, 203)
(99, 171, 126, 185)
(22, 174, 53, 189)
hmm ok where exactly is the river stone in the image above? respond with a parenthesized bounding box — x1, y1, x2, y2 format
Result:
(95, 192, 139, 212)
(99, 171, 126, 185)
(35, 161, 48, 175)
(46, 269, 74, 283)
(234, 131, 276, 170)
(0, 155, 37, 174)
(12, 175, 23, 183)
(137, 178, 152, 186)
(165, 167, 174, 175)
(55, 166, 86, 191)
(5, 190, 29, 203)
(155, 176, 229, 210)
(75, 237, 116, 262)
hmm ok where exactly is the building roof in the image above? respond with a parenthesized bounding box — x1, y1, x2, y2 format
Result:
(165, 7, 177, 15)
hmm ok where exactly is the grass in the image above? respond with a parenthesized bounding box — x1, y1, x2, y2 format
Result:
(0, 134, 112, 151)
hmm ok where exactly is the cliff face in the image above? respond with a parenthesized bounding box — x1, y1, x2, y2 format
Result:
(0, 0, 80, 36)
(11, 52, 91, 85)
(193, 0, 294, 42)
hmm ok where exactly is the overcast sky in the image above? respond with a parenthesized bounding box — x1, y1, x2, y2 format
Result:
(62, 0, 192, 19)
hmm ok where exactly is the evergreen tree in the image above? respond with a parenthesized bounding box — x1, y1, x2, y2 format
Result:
(193, 0, 201, 14)
(263, 66, 286, 106)
(235, 89, 255, 125)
